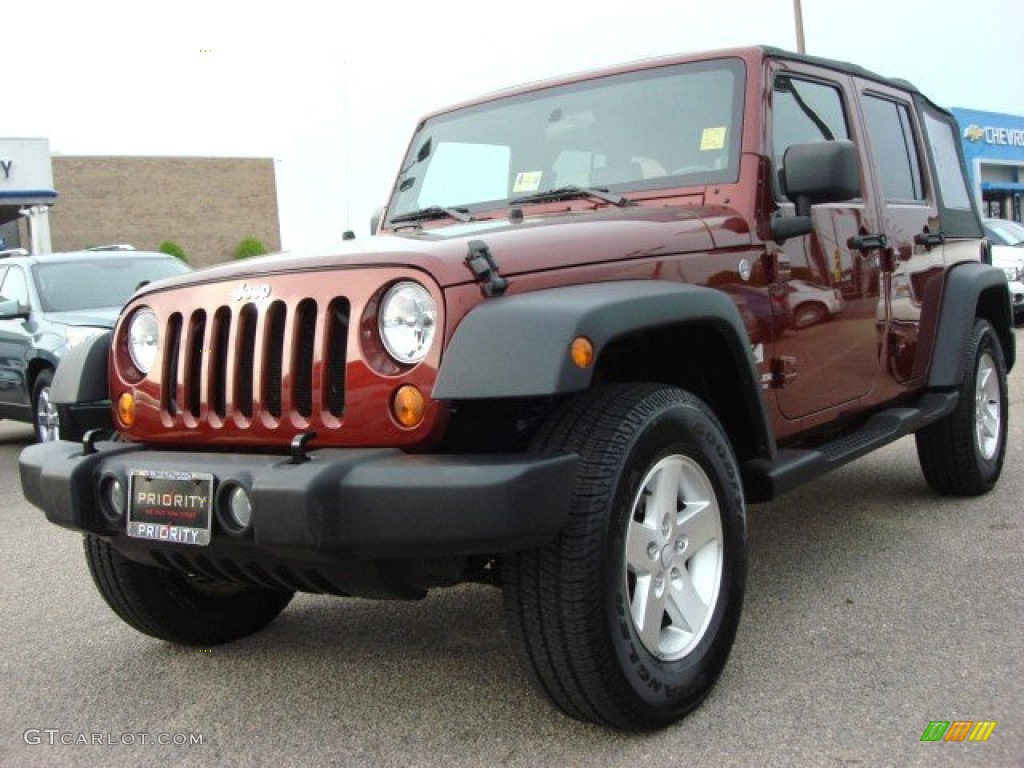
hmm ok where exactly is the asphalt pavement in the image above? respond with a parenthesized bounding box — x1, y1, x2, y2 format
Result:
(1, 358, 1021, 767)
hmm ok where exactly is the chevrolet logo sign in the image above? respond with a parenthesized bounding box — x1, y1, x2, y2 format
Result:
(962, 125, 985, 142)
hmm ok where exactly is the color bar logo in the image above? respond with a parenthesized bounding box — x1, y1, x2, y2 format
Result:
(920, 720, 996, 742)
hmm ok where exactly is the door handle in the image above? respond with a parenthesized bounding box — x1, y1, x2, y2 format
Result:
(849, 232, 888, 252)
(914, 230, 945, 249)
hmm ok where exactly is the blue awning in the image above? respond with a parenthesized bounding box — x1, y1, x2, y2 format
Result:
(981, 181, 1024, 192)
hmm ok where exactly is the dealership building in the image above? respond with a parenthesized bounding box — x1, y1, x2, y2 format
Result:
(952, 108, 1024, 224)
(0, 138, 281, 268)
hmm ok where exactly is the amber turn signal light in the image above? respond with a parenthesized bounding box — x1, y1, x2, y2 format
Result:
(570, 336, 594, 369)
(116, 392, 136, 428)
(392, 385, 425, 428)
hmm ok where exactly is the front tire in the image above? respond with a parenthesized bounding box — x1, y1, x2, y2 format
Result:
(32, 368, 59, 443)
(503, 384, 747, 730)
(793, 301, 828, 329)
(915, 318, 1008, 495)
(84, 535, 294, 645)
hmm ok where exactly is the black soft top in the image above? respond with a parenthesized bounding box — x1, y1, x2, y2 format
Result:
(763, 46, 982, 240)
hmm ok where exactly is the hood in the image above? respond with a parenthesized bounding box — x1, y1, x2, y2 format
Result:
(42, 307, 120, 328)
(133, 205, 751, 298)
(990, 243, 1024, 267)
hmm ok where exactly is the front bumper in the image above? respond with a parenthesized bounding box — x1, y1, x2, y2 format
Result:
(19, 440, 577, 564)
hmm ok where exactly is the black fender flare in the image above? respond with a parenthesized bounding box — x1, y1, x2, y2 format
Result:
(51, 330, 111, 404)
(929, 263, 1015, 388)
(434, 281, 774, 458)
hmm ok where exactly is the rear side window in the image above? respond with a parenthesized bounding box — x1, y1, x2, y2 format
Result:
(922, 111, 972, 210)
(862, 95, 924, 202)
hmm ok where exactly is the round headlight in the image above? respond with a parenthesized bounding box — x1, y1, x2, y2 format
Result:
(127, 307, 159, 375)
(378, 281, 437, 365)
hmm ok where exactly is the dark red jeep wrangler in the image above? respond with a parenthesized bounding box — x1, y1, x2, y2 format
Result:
(20, 46, 1013, 730)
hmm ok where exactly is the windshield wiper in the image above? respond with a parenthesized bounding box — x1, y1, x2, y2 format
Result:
(509, 185, 633, 208)
(390, 205, 473, 225)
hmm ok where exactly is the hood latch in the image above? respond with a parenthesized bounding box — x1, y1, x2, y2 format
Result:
(464, 239, 508, 298)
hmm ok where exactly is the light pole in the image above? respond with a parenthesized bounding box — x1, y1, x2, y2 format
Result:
(793, 0, 806, 53)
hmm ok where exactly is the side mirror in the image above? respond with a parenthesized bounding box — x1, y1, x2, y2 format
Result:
(781, 140, 860, 214)
(771, 140, 860, 243)
(370, 207, 386, 235)
(0, 298, 25, 319)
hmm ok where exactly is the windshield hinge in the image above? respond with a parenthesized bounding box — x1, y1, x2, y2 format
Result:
(465, 240, 508, 298)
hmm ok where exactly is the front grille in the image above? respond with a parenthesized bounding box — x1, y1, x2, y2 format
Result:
(161, 297, 350, 427)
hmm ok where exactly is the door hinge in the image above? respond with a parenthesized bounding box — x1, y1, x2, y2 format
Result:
(771, 356, 798, 388)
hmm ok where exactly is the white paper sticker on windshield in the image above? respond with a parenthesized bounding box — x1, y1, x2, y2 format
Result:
(700, 127, 727, 151)
(513, 171, 543, 193)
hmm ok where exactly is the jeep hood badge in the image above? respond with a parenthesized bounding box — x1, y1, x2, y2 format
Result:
(232, 283, 271, 302)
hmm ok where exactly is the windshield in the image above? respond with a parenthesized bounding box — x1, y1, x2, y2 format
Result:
(33, 257, 190, 312)
(387, 58, 745, 222)
(985, 219, 1024, 246)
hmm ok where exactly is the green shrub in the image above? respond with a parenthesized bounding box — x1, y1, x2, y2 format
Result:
(158, 241, 189, 263)
(234, 236, 268, 260)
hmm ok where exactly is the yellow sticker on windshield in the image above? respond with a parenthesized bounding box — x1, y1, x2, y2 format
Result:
(513, 171, 543, 193)
(700, 127, 727, 151)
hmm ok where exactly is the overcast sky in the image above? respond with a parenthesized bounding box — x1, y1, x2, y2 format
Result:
(7, 0, 1023, 248)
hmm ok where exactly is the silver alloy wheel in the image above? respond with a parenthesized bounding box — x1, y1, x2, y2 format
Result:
(624, 454, 723, 661)
(36, 386, 60, 442)
(975, 351, 1001, 461)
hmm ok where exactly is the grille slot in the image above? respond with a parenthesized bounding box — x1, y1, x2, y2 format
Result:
(163, 314, 183, 416)
(293, 299, 317, 419)
(185, 310, 206, 418)
(263, 301, 286, 419)
(325, 299, 350, 417)
(210, 308, 231, 419)
(235, 304, 258, 419)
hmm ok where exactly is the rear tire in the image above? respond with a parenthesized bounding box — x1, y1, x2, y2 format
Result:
(503, 384, 746, 730)
(84, 535, 293, 645)
(915, 318, 1007, 495)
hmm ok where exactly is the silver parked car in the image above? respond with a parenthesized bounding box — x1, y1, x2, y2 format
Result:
(983, 218, 1024, 325)
(785, 278, 842, 328)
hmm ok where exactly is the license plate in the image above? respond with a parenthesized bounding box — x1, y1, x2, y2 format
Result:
(127, 470, 214, 546)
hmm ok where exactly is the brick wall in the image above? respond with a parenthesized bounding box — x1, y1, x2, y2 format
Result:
(50, 156, 281, 268)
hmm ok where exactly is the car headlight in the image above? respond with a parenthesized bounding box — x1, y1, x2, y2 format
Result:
(126, 307, 159, 375)
(65, 326, 107, 349)
(1003, 265, 1022, 282)
(378, 281, 437, 365)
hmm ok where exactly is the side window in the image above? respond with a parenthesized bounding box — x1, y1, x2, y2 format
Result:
(771, 76, 851, 197)
(0, 266, 30, 310)
(862, 95, 924, 202)
(922, 111, 972, 210)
